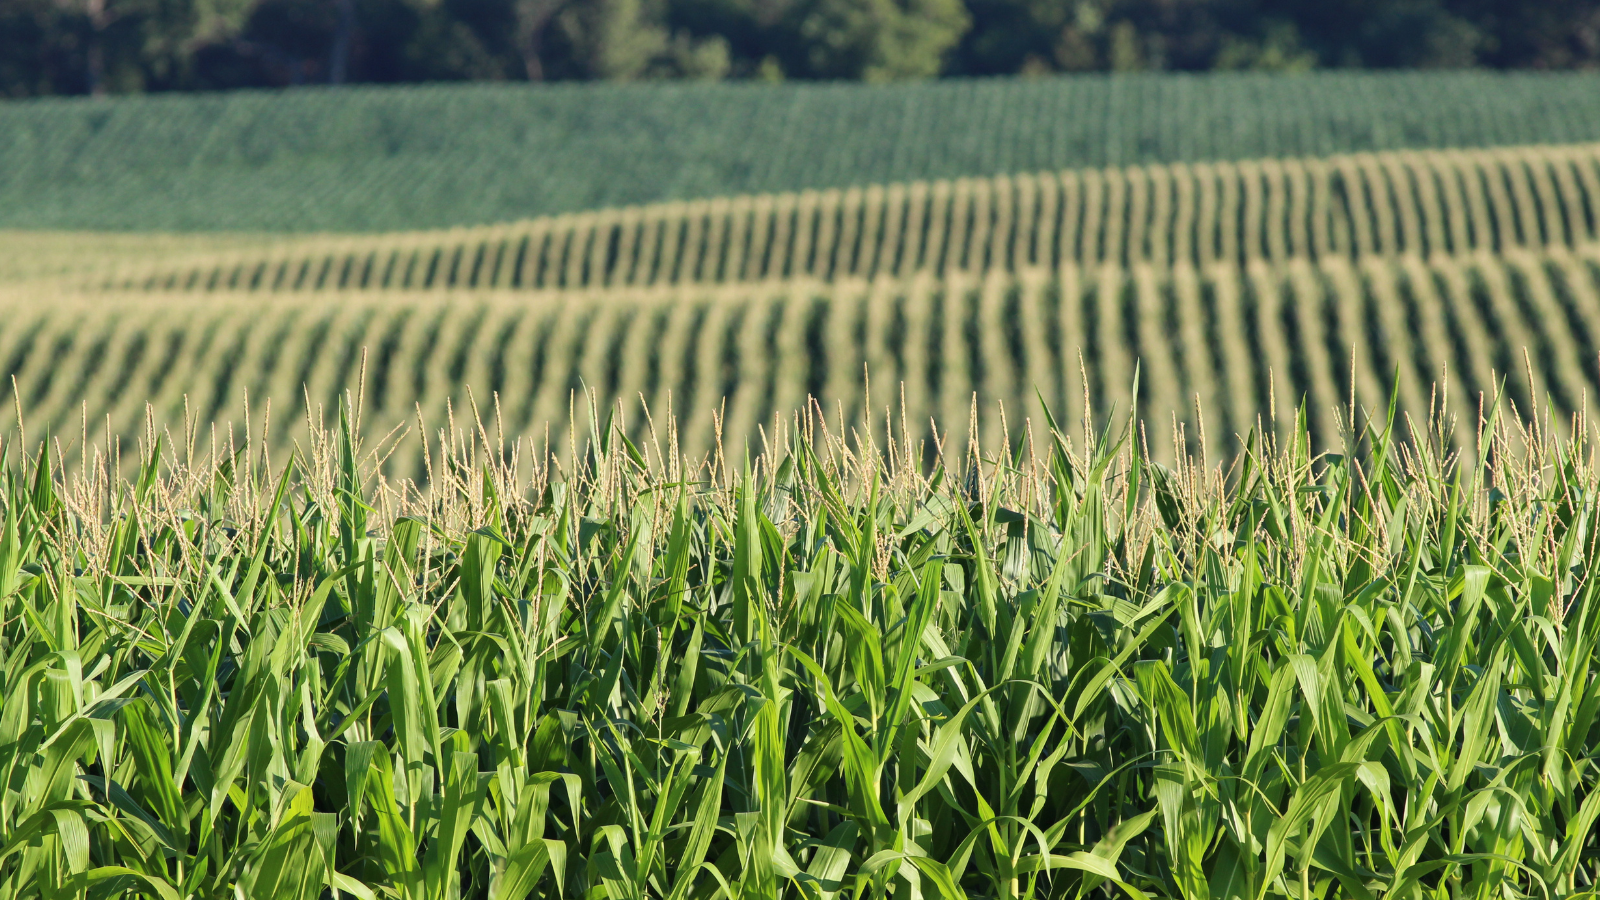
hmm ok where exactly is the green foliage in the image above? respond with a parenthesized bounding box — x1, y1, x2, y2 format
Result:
(4, 0, 1600, 97)
(0, 391, 1596, 898)
(951, 0, 1491, 75)
(553, 0, 730, 79)
(798, 0, 970, 80)
(6, 71, 1600, 231)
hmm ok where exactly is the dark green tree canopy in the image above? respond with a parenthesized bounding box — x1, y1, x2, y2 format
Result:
(0, 0, 1596, 96)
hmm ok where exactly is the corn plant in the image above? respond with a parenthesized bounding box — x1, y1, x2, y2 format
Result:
(0, 388, 1595, 899)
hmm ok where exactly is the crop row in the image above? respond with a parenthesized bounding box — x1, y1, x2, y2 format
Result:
(74, 142, 1600, 296)
(7, 243, 1598, 476)
(2, 357, 1595, 898)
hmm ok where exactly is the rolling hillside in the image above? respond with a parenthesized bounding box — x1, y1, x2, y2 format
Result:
(29, 142, 1600, 292)
(6, 139, 1599, 473)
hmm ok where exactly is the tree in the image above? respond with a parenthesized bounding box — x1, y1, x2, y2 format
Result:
(3, 0, 1600, 96)
(548, 0, 728, 78)
(798, 0, 968, 79)
(511, 0, 571, 78)
(558, 0, 667, 77)
(15, 0, 204, 94)
(0, 0, 79, 95)
(1453, 0, 1600, 68)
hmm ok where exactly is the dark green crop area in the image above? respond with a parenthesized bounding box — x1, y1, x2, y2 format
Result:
(6, 71, 1600, 233)
(0, 398, 1598, 899)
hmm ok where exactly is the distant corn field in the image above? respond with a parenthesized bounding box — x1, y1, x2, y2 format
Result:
(10, 72, 1600, 232)
(25, 141, 1598, 291)
(5, 141, 1600, 471)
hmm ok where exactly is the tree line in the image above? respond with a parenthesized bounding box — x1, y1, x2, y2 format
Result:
(3, 0, 1597, 96)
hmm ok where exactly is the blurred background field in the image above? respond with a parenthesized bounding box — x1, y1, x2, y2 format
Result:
(7, 73, 1600, 231)
(3, 70, 1600, 474)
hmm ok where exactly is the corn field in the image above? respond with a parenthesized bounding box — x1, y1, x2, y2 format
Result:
(8, 73, 1600, 233)
(8, 71, 1600, 900)
(5, 142, 1600, 469)
(33, 142, 1600, 293)
(0, 390, 1597, 899)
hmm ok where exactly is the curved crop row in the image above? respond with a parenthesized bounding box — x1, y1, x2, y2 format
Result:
(6, 241, 1599, 476)
(58, 142, 1600, 296)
